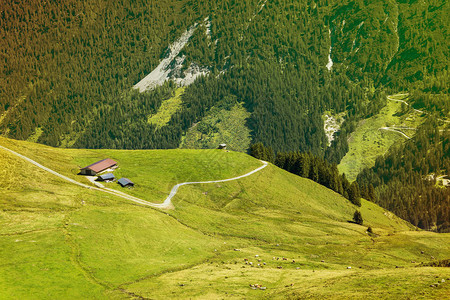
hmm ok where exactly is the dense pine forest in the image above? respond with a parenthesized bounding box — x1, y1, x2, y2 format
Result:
(0, 0, 449, 231)
(2, 0, 448, 151)
(357, 120, 450, 232)
(0, 0, 194, 145)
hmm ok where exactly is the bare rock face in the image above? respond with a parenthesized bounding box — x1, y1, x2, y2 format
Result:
(134, 24, 210, 93)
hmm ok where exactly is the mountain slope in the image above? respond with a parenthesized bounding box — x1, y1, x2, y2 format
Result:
(1, 137, 449, 299)
(357, 119, 450, 232)
(1, 0, 448, 157)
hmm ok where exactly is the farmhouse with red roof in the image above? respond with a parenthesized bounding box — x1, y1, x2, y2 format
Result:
(79, 158, 117, 176)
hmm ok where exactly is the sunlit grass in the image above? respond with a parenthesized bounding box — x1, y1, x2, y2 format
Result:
(0, 136, 449, 299)
(339, 96, 426, 181)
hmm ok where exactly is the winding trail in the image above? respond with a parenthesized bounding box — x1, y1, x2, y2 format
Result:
(379, 94, 450, 140)
(379, 127, 411, 139)
(161, 161, 268, 208)
(387, 94, 450, 123)
(0, 144, 267, 209)
(0, 145, 92, 189)
(387, 94, 425, 114)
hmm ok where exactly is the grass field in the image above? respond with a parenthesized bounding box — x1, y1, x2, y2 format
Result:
(1, 137, 449, 299)
(338, 95, 426, 181)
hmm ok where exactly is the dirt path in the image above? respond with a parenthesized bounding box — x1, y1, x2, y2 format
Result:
(380, 94, 450, 140)
(387, 94, 449, 123)
(0, 144, 267, 209)
(379, 127, 412, 139)
(0, 145, 92, 189)
(387, 94, 425, 114)
(161, 161, 268, 208)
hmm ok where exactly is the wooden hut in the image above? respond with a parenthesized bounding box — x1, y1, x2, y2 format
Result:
(80, 159, 117, 176)
(118, 178, 134, 187)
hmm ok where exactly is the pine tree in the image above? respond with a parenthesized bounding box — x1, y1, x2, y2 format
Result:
(353, 210, 363, 225)
(368, 184, 376, 201)
(249, 143, 265, 160)
(348, 182, 361, 207)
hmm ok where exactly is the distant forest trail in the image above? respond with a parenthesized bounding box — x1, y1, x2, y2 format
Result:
(387, 94, 450, 123)
(387, 94, 425, 114)
(380, 94, 450, 139)
(0, 144, 267, 209)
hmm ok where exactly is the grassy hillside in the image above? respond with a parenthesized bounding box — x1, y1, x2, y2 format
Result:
(0, 136, 261, 203)
(1, 137, 449, 299)
(339, 94, 426, 181)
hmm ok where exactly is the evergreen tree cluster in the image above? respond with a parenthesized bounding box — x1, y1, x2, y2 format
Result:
(250, 142, 362, 207)
(357, 120, 450, 232)
(410, 89, 450, 119)
(382, 0, 450, 89)
(74, 82, 181, 149)
(0, 0, 195, 145)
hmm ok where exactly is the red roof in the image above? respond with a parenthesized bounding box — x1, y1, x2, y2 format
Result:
(81, 158, 117, 173)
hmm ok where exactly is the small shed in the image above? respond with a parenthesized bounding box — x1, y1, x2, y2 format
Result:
(80, 158, 117, 176)
(97, 173, 115, 182)
(218, 143, 227, 150)
(118, 178, 134, 187)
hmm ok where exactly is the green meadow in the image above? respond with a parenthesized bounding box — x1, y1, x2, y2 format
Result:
(339, 95, 426, 181)
(0, 137, 449, 299)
